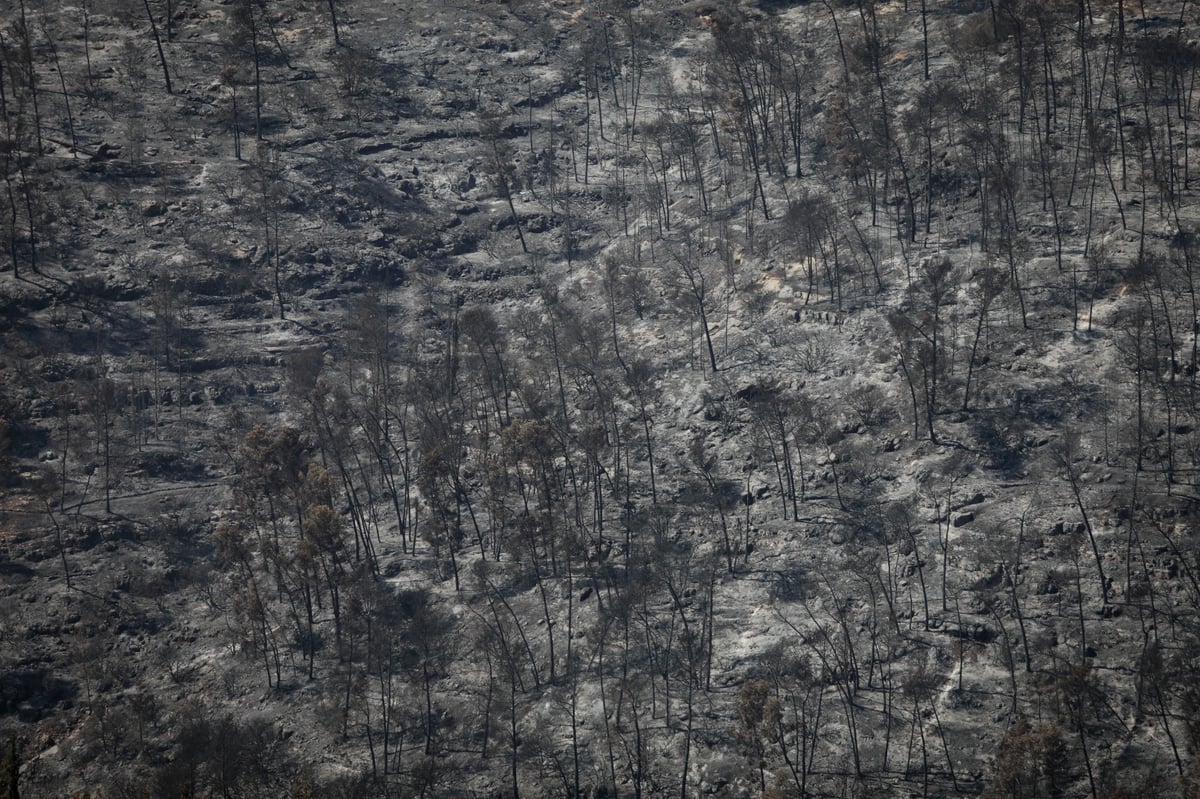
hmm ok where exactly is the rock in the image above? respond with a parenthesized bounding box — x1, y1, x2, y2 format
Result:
(735, 383, 775, 403)
(141, 200, 167, 217)
(954, 492, 985, 510)
(90, 142, 120, 162)
(952, 511, 974, 527)
(356, 141, 394, 156)
(1036, 573, 1059, 595)
(971, 564, 1004, 590)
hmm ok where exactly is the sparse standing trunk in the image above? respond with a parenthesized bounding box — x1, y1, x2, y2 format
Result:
(17, 0, 44, 154)
(328, 0, 341, 45)
(227, 81, 242, 160)
(141, 0, 173, 94)
(920, 0, 929, 80)
(247, 0, 262, 139)
(40, 19, 77, 157)
(1062, 446, 1109, 605)
(509, 677, 520, 799)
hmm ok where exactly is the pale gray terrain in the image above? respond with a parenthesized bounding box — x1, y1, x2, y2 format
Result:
(1, 1, 1199, 797)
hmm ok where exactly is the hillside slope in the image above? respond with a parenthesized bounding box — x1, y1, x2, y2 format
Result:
(2, 0, 1200, 797)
